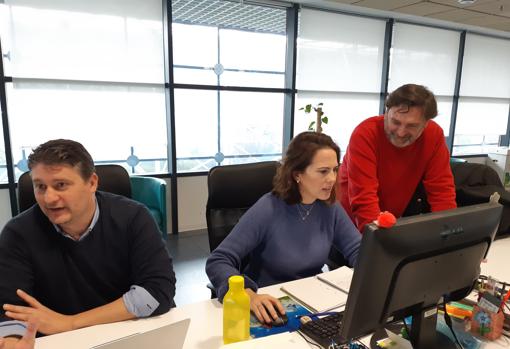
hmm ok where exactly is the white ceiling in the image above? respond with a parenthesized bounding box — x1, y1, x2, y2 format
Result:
(329, 0, 510, 32)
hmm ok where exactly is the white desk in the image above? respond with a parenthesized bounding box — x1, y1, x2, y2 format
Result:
(35, 237, 510, 349)
(481, 236, 510, 282)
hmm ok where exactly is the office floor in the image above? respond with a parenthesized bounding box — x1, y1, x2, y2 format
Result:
(166, 230, 212, 307)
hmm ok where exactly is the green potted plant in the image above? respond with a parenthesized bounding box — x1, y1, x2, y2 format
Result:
(299, 102, 328, 133)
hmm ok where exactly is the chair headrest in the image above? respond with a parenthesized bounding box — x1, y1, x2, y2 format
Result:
(207, 161, 279, 209)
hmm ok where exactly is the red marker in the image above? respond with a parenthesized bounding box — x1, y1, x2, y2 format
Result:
(376, 211, 396, 228)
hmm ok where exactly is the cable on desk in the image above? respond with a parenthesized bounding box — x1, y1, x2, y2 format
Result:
(305, 311, 342, 320)
(442, 297, 464, 349)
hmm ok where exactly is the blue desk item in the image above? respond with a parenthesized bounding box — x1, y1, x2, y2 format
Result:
(249, 296, 310, 338)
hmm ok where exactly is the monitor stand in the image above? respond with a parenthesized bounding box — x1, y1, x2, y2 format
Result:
(369, 312, 458, 349)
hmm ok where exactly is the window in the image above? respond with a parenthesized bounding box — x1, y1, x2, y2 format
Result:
(0, 102, 6, 183)
(2, 0, 164, 82)
(453, 34, 510, 155)
(171, 0, 288, 172)
(1, 0, 167, 176)
(173, 89, 284, 173)
(220, 91, 283, 163)
(295, 8, 386, 153)
(6, 81, 167, 177)
(388, 23, 460, 136)
(453, 97, 508, 155)
(1, 4, 10, 183)
(294, 92, 380, 155)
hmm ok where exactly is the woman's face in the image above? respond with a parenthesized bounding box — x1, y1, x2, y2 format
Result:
(295, 148, 339, 204)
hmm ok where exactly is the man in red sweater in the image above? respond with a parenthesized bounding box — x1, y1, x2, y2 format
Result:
(337, 84, 456, 232)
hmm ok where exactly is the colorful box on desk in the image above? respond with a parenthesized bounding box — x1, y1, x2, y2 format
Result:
(470, 305, 504, 340)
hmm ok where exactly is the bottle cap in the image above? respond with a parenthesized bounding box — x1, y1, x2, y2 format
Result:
(228, 275, 244, 289)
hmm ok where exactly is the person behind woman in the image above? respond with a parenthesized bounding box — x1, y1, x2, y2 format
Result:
(206, 132, 361, 324)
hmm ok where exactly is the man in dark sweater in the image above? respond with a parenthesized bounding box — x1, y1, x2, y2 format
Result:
(0, 139, 176, 347)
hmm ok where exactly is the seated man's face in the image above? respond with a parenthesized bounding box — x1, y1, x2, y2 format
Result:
(384, 105, 428, 148)
(30, 163, 98, 233)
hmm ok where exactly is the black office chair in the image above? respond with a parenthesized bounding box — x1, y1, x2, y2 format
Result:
(206, 161, 280, 252)
(18, 164, 132, 212)
(394, 161, 510, 237)
(451, 161, 510, 237)
(205, 161, 280, 297)
(401, 157, 467, 218)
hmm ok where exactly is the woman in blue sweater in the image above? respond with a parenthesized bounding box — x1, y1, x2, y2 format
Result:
(206, 132, 361, 324)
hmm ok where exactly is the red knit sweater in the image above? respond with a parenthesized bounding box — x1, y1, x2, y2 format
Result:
(337, 116, 456, 232)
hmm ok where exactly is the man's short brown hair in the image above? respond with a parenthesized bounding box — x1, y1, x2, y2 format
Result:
(385, 84, 438, 120)
(28, 139, 95, 180)
(272, 132, 340, 205)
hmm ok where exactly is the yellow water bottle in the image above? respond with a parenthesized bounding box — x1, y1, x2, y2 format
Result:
(223, 275, 250, 344)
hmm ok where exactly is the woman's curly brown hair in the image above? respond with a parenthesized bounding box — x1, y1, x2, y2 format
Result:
(272, 132, 340, 205)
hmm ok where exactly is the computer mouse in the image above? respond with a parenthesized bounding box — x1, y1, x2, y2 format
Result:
(270, 314, 288, 327)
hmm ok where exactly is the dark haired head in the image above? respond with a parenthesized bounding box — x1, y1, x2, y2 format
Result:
(28, 139, 95, 180)
(272, 132, 340, 205)
(385, 84, 437, 120)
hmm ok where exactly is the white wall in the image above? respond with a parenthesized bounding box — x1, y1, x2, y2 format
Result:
(176, 176, 208, 233)
(0, 189, 13, 231)
(163, 177, 172, 235)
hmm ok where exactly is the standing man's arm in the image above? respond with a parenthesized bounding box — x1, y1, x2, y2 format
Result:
(343, 126, 382, 232)
(422, 134, 457, 211)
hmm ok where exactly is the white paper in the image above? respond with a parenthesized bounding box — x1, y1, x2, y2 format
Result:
(316, 266, 354, 293)
(385, 329, 413, 349)
(280, 277, 348, 313)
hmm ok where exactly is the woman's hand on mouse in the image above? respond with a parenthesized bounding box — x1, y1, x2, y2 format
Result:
(245, 289, 285, 324)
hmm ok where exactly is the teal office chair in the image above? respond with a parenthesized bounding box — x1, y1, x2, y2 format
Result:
(130, 176, 168, 240)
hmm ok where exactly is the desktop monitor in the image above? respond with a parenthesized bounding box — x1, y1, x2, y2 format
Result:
(340, 202, 503, 349)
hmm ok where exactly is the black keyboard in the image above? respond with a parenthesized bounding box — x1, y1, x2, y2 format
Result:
(299, 312, 347, 348)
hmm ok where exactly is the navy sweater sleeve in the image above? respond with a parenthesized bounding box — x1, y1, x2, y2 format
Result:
(0, 220, 35, 322)
(124, 204, 176, 314)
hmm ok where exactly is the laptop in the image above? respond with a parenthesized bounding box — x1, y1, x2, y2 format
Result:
(91, 318, 191, 349)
